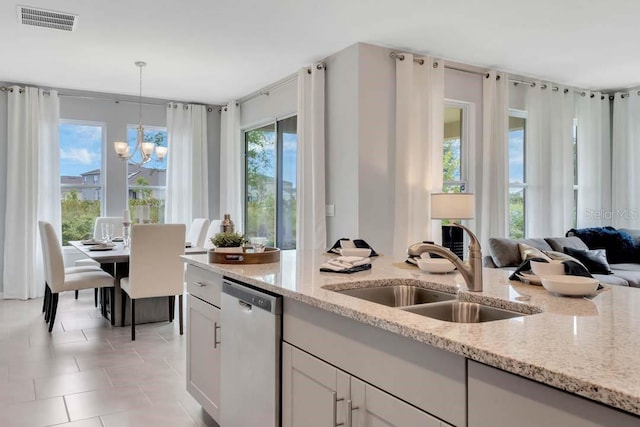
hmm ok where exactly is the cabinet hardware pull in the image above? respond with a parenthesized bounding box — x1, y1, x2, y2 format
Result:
(192, 282, 206, 287)
(346, 399, 359, 427)
(333, 392, 345, 426)
(214, 322, 221, 348)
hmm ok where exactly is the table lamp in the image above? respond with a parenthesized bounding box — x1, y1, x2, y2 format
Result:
(430, 192, 483, 291)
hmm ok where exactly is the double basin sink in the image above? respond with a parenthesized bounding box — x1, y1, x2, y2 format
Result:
(334, 285, 525, 323)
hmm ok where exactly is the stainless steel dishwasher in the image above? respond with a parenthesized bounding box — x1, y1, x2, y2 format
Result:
(220, 278, 282, 427)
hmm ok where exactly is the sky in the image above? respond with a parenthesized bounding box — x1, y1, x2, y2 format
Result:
(509, 129, 524, 183)
(59, 123, 102, 176)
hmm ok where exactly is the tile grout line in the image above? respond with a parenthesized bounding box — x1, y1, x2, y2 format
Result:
(62, 394, 72, 424)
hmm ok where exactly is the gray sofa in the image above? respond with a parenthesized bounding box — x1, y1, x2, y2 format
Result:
(484, 235, 640, 287)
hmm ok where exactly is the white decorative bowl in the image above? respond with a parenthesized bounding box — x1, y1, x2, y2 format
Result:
(530, 260, 565, 277)
(417, 258, 456, 273)
(540, 275, 599, 297)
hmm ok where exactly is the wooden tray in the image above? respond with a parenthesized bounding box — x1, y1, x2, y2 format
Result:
(208, 247, 280, 264)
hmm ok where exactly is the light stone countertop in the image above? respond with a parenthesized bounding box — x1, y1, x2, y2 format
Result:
(183, 250, 640, 416)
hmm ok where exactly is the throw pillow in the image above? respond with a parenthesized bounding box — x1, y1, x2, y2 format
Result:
(518, 243, 552, 262)
(564, 246, 612, 274)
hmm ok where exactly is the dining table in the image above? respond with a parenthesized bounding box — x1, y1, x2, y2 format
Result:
(70, 240, 207, 326)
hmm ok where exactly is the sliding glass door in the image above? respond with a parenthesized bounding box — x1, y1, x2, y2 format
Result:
(244, 116, 297, 249)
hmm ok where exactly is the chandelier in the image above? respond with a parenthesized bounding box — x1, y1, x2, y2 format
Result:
(113, 61, 167, 166)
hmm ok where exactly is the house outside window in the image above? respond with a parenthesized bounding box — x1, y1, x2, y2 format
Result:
(126, 126, 168, 224)
(244, 116, 297, 249)
(509, 111, 527, 238)
(59, 120, 104, 245)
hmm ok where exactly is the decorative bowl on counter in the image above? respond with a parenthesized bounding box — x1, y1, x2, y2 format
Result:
(530, 260, 565, 277)
(540, 275, 599, 297)
(417, 258, 456, 273)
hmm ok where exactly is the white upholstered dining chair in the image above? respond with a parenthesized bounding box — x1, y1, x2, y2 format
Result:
(203, 219, 222, 250)
(75, 216, 124, 305)
(187, 218, 210, 248)
(39, 221, 115, 332)
(120, 223, 186, 340)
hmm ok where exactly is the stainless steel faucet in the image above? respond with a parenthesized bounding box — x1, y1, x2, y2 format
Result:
(411, 224, 483, 292)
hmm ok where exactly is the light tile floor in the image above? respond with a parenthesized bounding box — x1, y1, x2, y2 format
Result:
(0, 291, 217, 427)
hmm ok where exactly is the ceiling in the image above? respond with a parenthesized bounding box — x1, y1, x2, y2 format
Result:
(2, 0, 639, 105)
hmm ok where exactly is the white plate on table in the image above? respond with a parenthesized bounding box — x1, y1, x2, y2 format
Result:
(516, 271, 543, 285)
(81, 239, 101, 245)
(88, 244, 115, 251)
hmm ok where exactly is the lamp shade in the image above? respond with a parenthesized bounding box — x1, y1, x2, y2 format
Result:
(431, 193, 475, 220)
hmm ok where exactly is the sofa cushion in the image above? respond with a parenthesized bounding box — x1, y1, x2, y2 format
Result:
(489, 238, 552, 268)
(566, 226, 639, 264)
(608, 269, 640, 287)
(593, 273, 630, 287)
(564, 247, 611, 274)
(544, 236, 588, 252)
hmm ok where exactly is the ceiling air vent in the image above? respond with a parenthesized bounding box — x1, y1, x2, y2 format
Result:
(16, 5, 78, 32)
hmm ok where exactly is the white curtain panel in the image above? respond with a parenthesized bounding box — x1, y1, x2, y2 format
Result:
(3, 87, 60, 300)
(219, 101, 243, 232)
(296, 64, 327, 251)
(576, 92, 611, 227)
(612, 92, 640, 229)
(479, 72, 509, 248)
(526, 82, 575, 237)
(165, 103, 209, 225)
(392, 54, 444, 260)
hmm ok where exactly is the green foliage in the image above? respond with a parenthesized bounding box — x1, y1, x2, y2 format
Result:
(128, 176, 163, 223)
(443, 139, 461, 183)
(509, 192, 525, 238)
(211, 231, 246, 248)
(61, 190, 100, 245)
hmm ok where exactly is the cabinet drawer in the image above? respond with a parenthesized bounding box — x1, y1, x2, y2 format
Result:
(186, 264, 222, 307)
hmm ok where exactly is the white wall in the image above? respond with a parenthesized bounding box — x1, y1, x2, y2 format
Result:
(356, 44, 396, 252)
(325, 44, 360, 246)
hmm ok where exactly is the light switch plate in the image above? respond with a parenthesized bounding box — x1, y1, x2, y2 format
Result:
(325, 204, 335, 217)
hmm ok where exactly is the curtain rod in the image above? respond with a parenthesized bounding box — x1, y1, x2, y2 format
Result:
(1, 85, 216, 110)
(235, 62, 326, 106)
(389, 52, 594, 97)
(238, 73, 298, 105)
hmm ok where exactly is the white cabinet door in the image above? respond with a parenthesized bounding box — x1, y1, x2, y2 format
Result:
(468, 360, 639, 427)
(186, 294, 221, 423)
(350, 377, 442, 427)
(282, 342, 350, 427)
(284, 343, 447, 427)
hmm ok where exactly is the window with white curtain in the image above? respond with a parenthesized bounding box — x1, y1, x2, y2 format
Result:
(59, 120, 104, 245)
(443, 105, 465, 192)
(126, 125, 168, 224)
(508, 111, 527, 238)
(244, 115, 297, 249)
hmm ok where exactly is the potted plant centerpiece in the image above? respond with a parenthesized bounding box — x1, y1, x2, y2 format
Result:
(211, 231, 246, 253)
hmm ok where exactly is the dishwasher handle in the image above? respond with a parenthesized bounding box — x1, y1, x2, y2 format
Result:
(222, 280, 282, 315)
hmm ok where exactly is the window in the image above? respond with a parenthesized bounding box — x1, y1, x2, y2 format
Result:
(126, 126, 168, 224)
(244, 116, 297, 249)
(508, 113, 527, 238)
(443, 106, 464, 192)
(59, 121, 104, 245)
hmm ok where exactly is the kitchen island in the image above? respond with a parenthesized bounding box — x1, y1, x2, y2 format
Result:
(183, 250, 640, 426)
